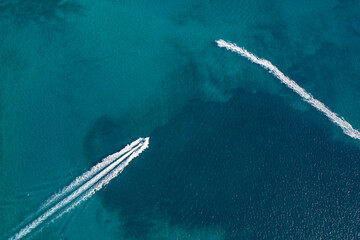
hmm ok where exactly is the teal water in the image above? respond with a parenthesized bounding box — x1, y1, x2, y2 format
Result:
(1, 0, 360, 239)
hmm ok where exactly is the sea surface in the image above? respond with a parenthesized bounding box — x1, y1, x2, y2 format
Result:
(1, 0, 360, 239)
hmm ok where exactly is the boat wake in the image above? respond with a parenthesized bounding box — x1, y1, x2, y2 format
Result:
(9, 137, 149, 240)
(41, 139, 141, 210)
(216, 39, 360, 140)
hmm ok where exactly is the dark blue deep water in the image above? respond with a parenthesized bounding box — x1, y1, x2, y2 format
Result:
(1, 0, 360, 239)
(103, 89, 360, 239)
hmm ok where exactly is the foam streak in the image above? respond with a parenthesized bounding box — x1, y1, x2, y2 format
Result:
(10, 138, 149, 240)
(41, 138, 141, 210)
(10, 140, 140, 237)
(216, 39, 360, 140)
(53, 139, 149, 221)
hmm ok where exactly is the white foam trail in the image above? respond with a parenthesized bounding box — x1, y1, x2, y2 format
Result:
(10, 138, 149, 240)
(52, 138, 150, 222)
(9, 140, 140, 238)
(40, 138, 141, 210)
(216, 39, 360, 140)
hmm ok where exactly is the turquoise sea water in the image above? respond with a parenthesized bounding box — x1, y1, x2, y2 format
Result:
(1, 0, 360, 239)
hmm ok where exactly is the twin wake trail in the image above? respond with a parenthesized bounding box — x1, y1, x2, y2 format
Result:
(216, 39, 360, 140)
(53, 139, 149, 221)
(10, 138, 149, 240)
(11, 138, 141, 234)
(41, 138, 141, 210)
